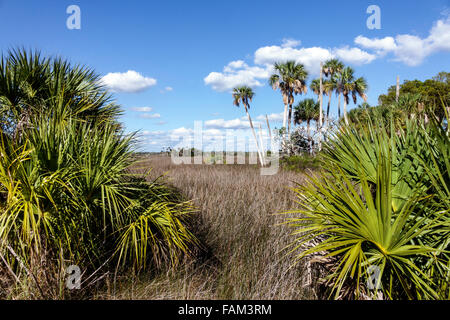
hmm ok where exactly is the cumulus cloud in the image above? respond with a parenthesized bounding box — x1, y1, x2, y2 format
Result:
(205, 16, 450, 92)
(354, 15, 450, 66)
(204, 118, 255, 130)
(204, 60, 272, 92)
(354, 36, 397, 54)
(139, 125, 268, 152)
(256, 112, 284, 122)
(101, 70, 157, 93)
(333, 46, 377, 65)
(205, 41, 376, 92)
(281, 38, 301, 48)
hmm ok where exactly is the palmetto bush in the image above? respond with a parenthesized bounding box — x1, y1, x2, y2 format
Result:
(0, 50, 195, 298)
(287, 110, 449, 299)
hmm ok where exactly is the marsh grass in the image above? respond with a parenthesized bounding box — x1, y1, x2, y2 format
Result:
(97, 155, 320, 299)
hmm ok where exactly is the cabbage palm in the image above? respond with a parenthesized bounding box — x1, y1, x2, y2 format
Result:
(310, 79, 321, 101)
(340, 67, 368, 125)
(269, 61, 308, 138)
(323, 59, 344, 119)
(0, 48, 120, 139)
(294, 99, 319, 153)
(323, 80, 335, 129)
(232, 86, 264, 165)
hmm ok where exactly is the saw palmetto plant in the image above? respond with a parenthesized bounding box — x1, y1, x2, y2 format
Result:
(0, 49, 196, 297)
(287, 110, 449, 299)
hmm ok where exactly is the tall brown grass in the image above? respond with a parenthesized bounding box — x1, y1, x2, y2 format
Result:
(97, 155, 319, 299)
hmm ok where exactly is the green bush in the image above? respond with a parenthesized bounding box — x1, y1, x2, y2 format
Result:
(0, 49, 196, 298)
(287, 111, 449, 299)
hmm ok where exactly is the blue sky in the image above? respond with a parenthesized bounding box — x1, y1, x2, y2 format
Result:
(1, 0, 449, 151)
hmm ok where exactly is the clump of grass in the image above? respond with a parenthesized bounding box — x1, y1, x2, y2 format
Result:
(99, 156, 320, 300)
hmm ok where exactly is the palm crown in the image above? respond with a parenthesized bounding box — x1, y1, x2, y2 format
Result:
(232, 86, 254, 110)
(269, 61, 308, 103)
(294, 98, 319, 125)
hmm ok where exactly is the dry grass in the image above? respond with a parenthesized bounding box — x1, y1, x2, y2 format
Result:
(97, 155, 319, 300)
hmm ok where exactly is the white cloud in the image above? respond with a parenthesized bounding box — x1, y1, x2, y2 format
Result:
(206, 44, 374, 92)
(393, 34, 430, 66)
(254, 46, 333, 74)
(140, 113, 161, 119)
(204, 61, 271, 92)
(223, 60, 247, 72)
(205, 15, 450, 94)
(142, 130, 164, 136)
(256, 112, 284, 122)
(334, 46, 377, 65)
(281, 38, 302, 48)
(354, 15, 450, 66)
(354, 36, 397, 54)
(137, 121, 276, 152)
(160, 86, 174, 93)
(427, 17, 450, 52)
(204, 118, 255, 130)
(101, 70, 157, 93)
(132, 106, 153, 112)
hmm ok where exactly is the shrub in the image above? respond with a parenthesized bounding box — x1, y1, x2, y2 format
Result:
(0, 49, 196, 298)
(287, 112, 449, 299)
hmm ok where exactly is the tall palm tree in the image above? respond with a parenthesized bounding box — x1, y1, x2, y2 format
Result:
(323, 59, 344, 120)
(269, 61, 308, 139)
(232, 86, 264, 165)
(294, 98, 319, 153)
(340, 67, 368, 125)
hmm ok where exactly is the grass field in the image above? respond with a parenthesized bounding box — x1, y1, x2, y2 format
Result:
(96, 155, 320, 299)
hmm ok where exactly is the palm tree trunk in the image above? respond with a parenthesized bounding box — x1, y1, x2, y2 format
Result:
(287, 104, 293, 137)
(324, 93, 331, 142)
(338, 93, 341, 119)
(307, 120, 311, 154)
(246, 108, 264, 166)
(343, 98, 349, 125)
(318, 62, 323, 151)
(258, 123, 266, 165)
(326, 93, 331, 127)
(283, 103, 288, 130)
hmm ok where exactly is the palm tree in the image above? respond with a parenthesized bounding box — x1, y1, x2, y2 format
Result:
(323, 59, 344, 120)
(269, 61, 308, 139)
(0, 49, 197, 286)
(340, 67, 368, 125)
(310, 79, 321, 101)
(232, 86, 264, 165)
(0, 48, 120, 140)
(294, 98, 319, 153)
